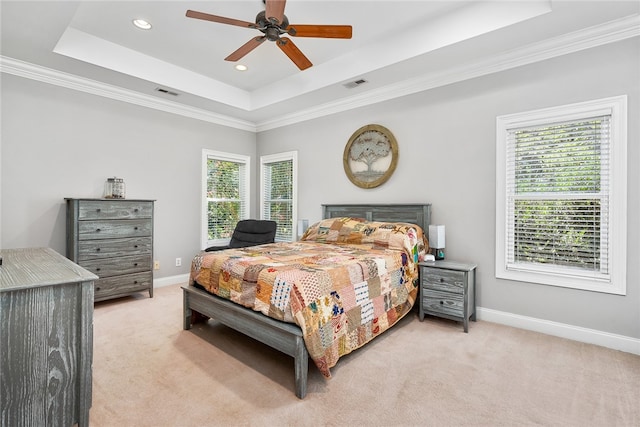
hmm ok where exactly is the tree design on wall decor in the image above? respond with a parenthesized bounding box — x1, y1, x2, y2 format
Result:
(343, 124, 398, 189)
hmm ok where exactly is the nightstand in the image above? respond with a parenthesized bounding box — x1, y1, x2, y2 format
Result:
(419, 260, 477, 332)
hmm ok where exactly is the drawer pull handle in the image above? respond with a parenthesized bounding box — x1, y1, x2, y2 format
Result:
(134, 263, 138, 266)
(134, 280, 138, 284)
(96, 208, 101, 213)
(440, 278, 444, 282)
(134, 208, 139, 212)
(134, 245, 138, 248)
(96, 268, 101, 271)
(134, 227, 139, 230)
(96, 248, 101, 252)
(96, 228, 101, 232)
(440, 301, 444, 304)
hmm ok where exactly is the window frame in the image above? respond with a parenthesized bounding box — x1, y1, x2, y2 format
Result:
(495, 96, 627, 295)
(260, 151, 298, 242)
(201, 149, 251, 249)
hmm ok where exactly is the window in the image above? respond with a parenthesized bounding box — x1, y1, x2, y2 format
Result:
(260, 151, 297, 242)
(202, 150, 250, 248)
(496, 96, 627, 294)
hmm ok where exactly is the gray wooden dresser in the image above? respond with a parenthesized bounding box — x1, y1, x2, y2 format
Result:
(66, 198, 155, 301)
(1, 247, 97, 427)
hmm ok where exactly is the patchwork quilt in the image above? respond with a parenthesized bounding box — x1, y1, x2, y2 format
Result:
(189, 217, 428, 377)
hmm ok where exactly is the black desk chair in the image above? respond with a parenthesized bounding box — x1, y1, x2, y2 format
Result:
(205, 219, 277, 252)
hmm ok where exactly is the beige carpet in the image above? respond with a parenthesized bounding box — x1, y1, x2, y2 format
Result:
(90, 284, 640, 427)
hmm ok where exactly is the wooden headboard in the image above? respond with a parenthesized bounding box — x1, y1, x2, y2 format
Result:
(322, 203, 431, 232)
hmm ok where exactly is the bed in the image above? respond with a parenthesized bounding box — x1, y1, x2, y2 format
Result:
(182, 203, 431, 398)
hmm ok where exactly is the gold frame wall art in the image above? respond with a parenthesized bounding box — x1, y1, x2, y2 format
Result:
(343, 124, 398, 189)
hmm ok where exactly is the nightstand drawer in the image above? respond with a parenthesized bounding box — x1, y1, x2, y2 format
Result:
(423, 290, 464, 318)
(422, 269, 466, 294)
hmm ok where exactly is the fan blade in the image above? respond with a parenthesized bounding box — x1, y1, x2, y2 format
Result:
(265, 0, 286, 25)
(186, 10, 256, 29)
(287, 24, 352, 39)
(225, 36, 266, 62)
(277, 37, 312, 70)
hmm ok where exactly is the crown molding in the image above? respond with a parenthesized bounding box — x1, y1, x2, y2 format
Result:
(0, 56, 257, 132)
(255, 13, 640, 131)
(2, 14, 638, 133)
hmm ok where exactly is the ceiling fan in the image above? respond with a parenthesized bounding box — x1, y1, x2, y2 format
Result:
(186, 0, 352, 71)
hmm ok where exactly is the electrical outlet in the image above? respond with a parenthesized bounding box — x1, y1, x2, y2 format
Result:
(153, 260, 160, 270)
(175, 257, 182, 267)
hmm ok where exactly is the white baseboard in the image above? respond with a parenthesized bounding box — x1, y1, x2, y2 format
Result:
(147, 278, 640, 355)
(477, 307, 640, 356)
(154, 274, 189, 288)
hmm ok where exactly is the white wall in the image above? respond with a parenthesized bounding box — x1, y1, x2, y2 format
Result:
(0, 74, 256, 278)
(256, 38, 640, 340)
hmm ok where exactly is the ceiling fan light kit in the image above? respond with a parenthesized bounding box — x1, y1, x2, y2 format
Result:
(186, 0, 352, 71)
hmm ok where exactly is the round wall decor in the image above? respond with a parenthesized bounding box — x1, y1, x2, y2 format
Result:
(343, 124, 398, 189)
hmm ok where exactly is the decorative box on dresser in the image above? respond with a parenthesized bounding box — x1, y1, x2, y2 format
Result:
(1, 247, 97, 427)
(66, 198, 155, 302)
(419, 260, 477, 332)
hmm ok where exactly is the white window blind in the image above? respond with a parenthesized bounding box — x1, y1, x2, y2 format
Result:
(202, 150, 250, 248)
(496, 96, 627, 295)
(261, 152, 297, 242)
(506, 116, 610, 279)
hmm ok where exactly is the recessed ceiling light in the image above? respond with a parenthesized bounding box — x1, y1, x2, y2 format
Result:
(235, 64, 248, 71)
(132, 19, 152, 30)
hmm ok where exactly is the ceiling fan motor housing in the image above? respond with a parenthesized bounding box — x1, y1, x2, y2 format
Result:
(256, 10, 289, 41)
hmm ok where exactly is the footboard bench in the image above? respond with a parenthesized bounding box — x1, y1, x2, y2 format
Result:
(182, 285, 309, 398)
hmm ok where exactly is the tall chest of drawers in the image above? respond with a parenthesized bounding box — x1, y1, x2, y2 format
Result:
(66, 198, 155, 302)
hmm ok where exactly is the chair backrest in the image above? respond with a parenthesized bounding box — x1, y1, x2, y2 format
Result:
(229, 219, 277, 248)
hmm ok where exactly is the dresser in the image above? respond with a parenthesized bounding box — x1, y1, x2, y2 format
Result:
(1, 247, 97, 427)
(419, 260, 477, 332)
(66, 198, 155, 301)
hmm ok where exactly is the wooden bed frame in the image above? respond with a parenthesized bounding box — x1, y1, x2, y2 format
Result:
(182, 203, 431, 399)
